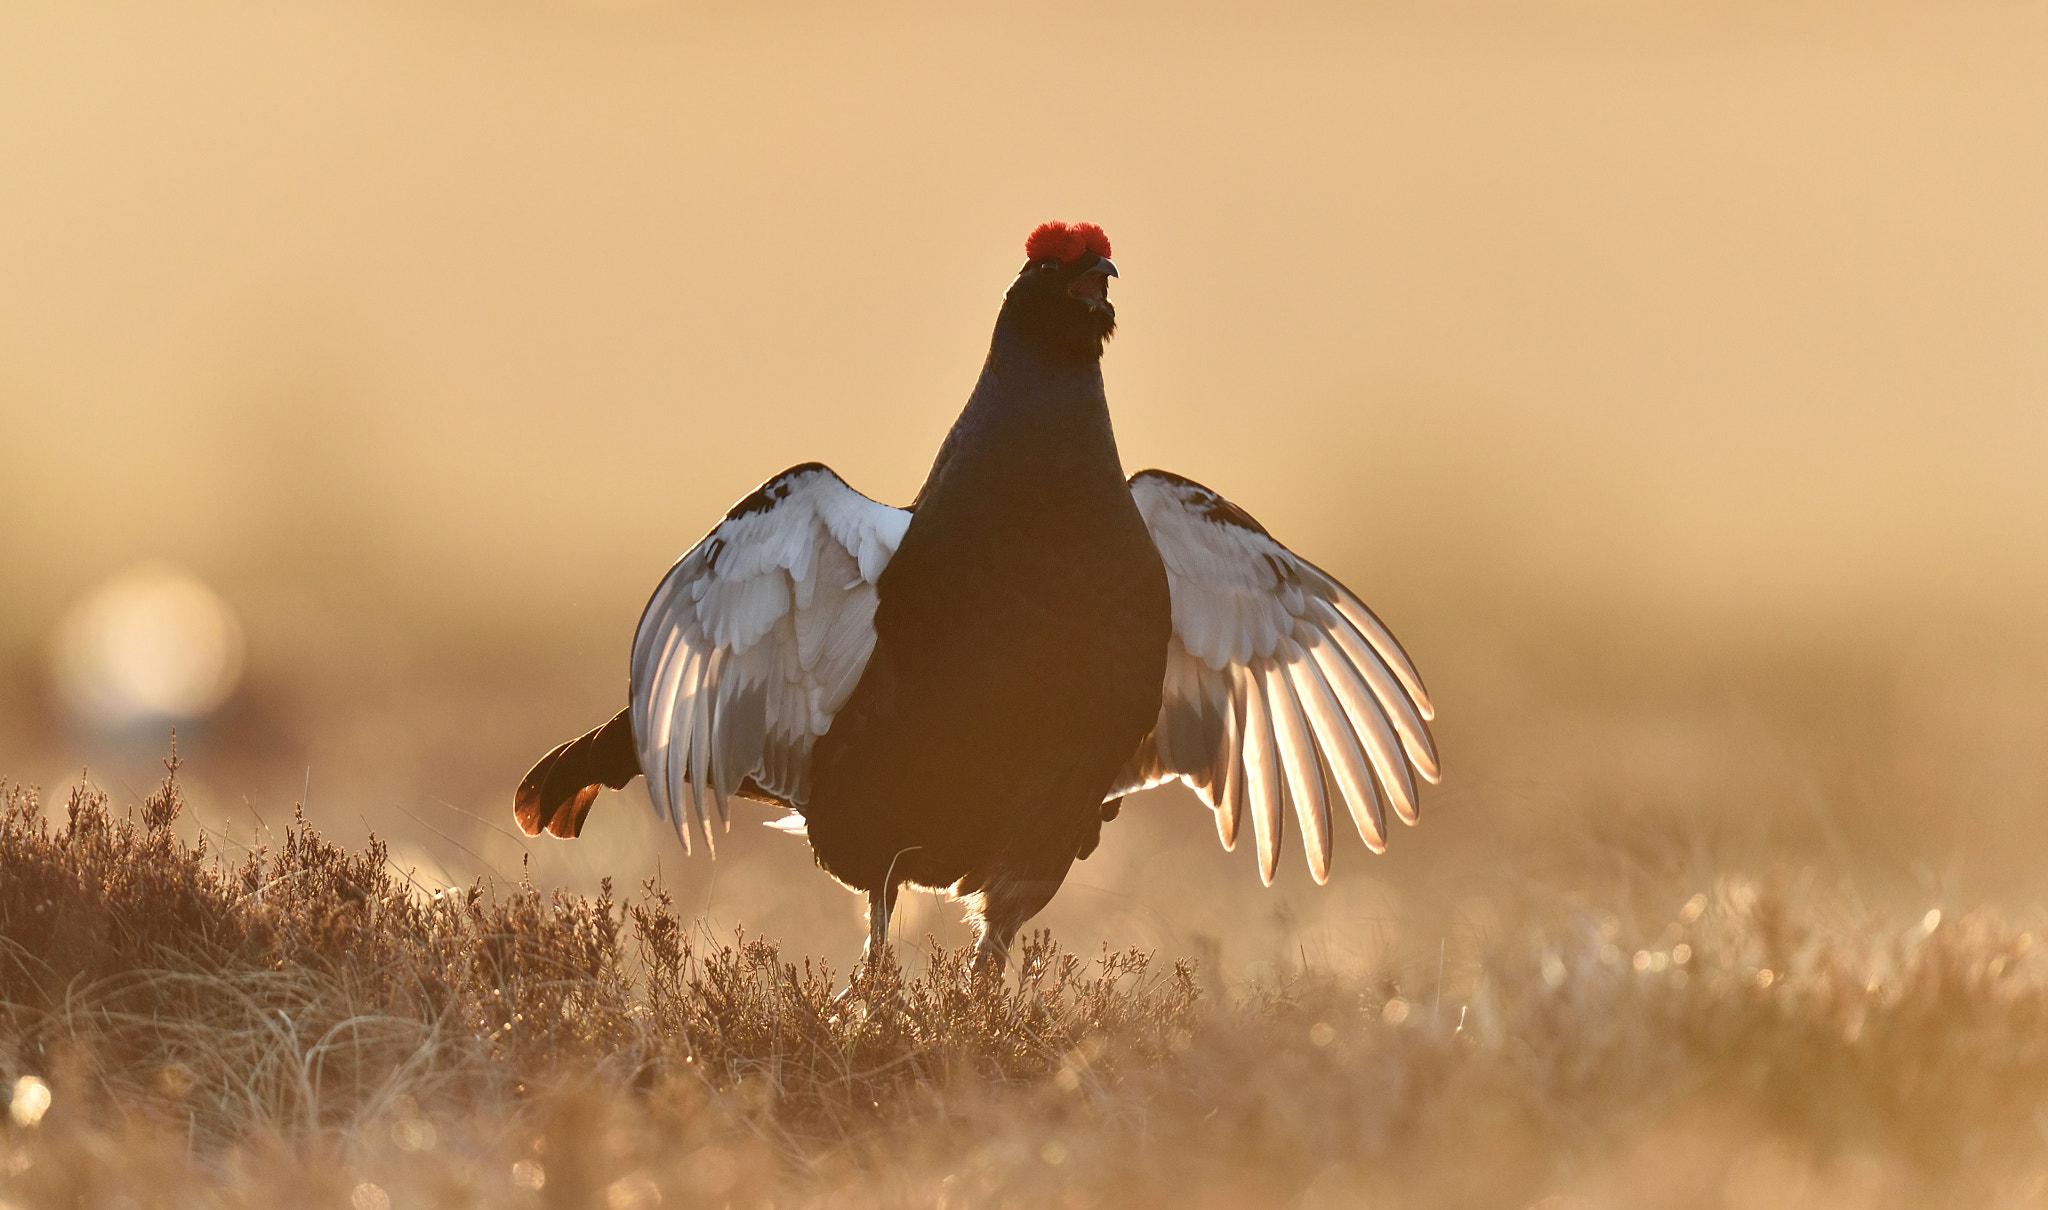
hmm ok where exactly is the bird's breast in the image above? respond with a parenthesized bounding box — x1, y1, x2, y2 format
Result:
(879, 474, 1168, 656)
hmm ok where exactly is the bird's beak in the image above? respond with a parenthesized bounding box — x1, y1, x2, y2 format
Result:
(1068, 255, 1117, 311)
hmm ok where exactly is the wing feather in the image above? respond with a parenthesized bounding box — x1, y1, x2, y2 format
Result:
(1117, 469, 1437, 882)
(1312, 623, 1422, 825)
(1328, 589, 1434, 722)
(1268, 658, 1332, 885)
(711, 674, 766, 821)
(1315, 599, 1440, 786)
(662, 647, 703, 851)
(1241, 669, 1286, 886)
(687, 646, 721, 839)
(643, 628, 686, 837)
(628, 464, 910, 853)
(1213, 670, 1247, 850)
(1297, 635, 1387, 851)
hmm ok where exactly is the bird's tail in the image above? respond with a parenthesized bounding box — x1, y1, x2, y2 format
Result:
(513, 706, 641, 838)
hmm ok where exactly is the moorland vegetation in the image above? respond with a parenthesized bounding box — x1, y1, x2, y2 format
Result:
(2, 750, 2045, 1208)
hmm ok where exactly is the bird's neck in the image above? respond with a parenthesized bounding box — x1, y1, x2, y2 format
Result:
(969, 322, 1112, 438)
(913, 322, 1123, 509)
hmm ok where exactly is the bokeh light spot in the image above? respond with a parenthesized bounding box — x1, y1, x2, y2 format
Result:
(607, 1171, 663, 1208)
(392, 1116, 437, 1152)
(51, 563, 244, 727)
(9, 1076, 51, 1127)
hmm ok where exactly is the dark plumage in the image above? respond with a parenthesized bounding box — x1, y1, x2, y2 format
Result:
(799, 244, 1169, 958)
(516, 223, 1441, 969)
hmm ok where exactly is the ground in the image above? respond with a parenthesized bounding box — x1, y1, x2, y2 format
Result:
(2, 750, 2045, 1210)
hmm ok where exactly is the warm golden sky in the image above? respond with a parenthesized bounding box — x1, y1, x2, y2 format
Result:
(3, 1, 2045, 962)
(6, 1, 2044, 637)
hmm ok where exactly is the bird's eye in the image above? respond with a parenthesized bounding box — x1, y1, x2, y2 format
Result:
(1038, 260, 1060, 274)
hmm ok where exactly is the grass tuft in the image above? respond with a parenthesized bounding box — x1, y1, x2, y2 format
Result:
(2, 752, 2045, 1207)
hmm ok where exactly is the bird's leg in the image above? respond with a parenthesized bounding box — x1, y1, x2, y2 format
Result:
(864, 885, 892, 970)
(972, 928, 1010, 975)
(833, 885, 897, 1015)
(970, 875, 1063, 976)
(860, 849, 917, 979)
(844, 882, 910, 1017)
(860, 882, 905, 981)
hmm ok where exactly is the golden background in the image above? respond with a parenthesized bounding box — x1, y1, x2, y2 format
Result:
(3, 0, 2045, 976)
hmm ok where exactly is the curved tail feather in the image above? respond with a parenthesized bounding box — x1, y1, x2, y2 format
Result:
(514, 707, 640, 838)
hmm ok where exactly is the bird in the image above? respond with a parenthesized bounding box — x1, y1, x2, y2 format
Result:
(513, 221, 1440, 971)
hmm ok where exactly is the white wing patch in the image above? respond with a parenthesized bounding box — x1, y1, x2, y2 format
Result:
(1117, 470, 1440, 886)
(630, 464, 910, 854)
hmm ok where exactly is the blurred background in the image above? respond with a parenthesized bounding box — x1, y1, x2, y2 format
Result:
(2, 0, 2044, 980)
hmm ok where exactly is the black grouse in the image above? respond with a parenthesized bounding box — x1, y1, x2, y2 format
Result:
(515, 222, 1439, 969)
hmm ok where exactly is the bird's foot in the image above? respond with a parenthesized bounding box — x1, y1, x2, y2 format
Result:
(828, 948, 908, 1027)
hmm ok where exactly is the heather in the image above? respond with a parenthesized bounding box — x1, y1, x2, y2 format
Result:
(3, 751, 2045, 1209)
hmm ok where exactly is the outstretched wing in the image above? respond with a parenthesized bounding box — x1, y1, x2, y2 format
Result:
(1115, 469, 1440, 886)
(631, 463, 911, 853)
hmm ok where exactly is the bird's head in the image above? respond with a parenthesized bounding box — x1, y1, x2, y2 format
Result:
(1000, 221, 1118, 360)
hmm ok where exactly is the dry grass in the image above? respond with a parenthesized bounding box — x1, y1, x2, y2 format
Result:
(2, 749, 2047, 1209)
